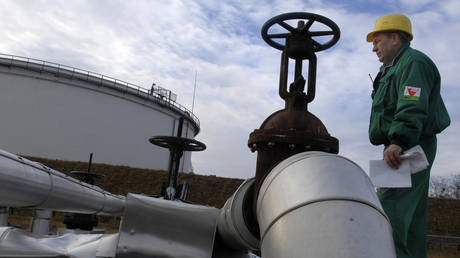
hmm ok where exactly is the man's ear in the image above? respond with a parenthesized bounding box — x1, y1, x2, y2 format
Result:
(391, 33, 401, 45)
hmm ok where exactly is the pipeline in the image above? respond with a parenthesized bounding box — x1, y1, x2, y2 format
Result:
(217, 178, 259, 252)
(256, 151, 396, 257)
(217, 152, 396, 257)
(0, 149, 124, 216)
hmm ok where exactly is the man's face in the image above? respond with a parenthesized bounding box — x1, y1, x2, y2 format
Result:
(372, 32, 399, 66)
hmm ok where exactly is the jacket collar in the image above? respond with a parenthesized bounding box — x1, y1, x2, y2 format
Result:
(380, 42, 410, 73)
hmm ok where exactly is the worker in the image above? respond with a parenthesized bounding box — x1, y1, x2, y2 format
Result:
(367, 14, 450, 258)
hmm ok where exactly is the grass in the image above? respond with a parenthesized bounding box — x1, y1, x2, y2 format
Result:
(429, 246, 459, 258)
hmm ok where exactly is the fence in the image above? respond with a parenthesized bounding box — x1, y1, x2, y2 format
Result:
(428, 234, 460, 251)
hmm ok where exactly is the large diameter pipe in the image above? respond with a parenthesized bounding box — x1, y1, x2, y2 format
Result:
(0, 149, 124, 216)
(257, 151, 396, 258)
(217, 178, 259, 252)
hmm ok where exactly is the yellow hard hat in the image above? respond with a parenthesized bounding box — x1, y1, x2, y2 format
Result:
(366, 14, 413, 42)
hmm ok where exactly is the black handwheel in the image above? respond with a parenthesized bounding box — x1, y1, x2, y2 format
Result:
(149, 136, 206, 152)
(261, 12, 340, 52)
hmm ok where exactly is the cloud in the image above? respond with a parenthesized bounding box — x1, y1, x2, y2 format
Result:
(0, 0, 458, 179)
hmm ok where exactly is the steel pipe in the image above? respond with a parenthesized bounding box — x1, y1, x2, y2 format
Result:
(30, 209, 52, 235)
(0, 149, 124, 216)
(217, 178, 259, 252)
(0, 207, 8, 226)
(256, 151, 396, 258)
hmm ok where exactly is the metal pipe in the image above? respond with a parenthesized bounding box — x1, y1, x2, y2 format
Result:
(294, 58, 302, 81)
(256, 151, 396, 258)
(30, 209, 52, 235)
(87, 153, 93, 173)
(164, 117, 185, 200)
(305, 54, 316, 103)
(0, 227, 120, 257)
(0, 149, 125, 216)
(278, 51, 288, 100)
(217, 178, 259, 252)
(0, 207, 8, 226)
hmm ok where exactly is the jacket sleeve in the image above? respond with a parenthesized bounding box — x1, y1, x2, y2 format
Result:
(388, 60, 434, 149)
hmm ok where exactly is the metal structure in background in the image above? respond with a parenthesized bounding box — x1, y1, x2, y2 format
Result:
(150, 117, 206, 200)
(248, 12, 340, 229)
(0, 53, 200, 132)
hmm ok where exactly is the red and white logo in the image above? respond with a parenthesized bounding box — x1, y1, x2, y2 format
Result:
(403, 86, 421, 100)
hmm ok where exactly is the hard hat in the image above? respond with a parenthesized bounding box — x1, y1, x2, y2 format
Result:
(366, 14, 413, 42)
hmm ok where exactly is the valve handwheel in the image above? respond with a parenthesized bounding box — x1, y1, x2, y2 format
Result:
(261, 12, 340, 52)
(149, 136, 206, 152)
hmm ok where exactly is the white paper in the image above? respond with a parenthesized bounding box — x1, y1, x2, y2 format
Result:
(368, 145, 429, 188)
(369, 159, 411, 188)
(400, 145, 429, 174)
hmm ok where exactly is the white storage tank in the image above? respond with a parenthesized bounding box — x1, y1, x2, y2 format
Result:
(0, 54, 200, 172)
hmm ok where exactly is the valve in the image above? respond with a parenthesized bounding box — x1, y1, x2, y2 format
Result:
(150, 117, 206, 200)
(70, 153, 104, 185)
(261, 12, 340, 104)
(261, 12, 340, 54)
(65, 153, 103, 231)
(248, 12, 341, 233)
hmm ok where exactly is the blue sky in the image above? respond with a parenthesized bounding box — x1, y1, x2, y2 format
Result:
(1, 0, 459, 179)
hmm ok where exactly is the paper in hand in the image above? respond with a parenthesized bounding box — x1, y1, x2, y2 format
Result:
(400, 145, 429, 174)
(369, 145, 429, 188)
(369, 159, 411, 188)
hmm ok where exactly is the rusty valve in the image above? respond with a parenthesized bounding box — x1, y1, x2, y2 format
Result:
(247, 12, 340, 235)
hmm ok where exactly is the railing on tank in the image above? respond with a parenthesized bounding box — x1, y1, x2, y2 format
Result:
(0, 53, 199, 132)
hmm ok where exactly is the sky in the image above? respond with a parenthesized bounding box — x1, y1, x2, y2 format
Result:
(1, 0, 459, 180)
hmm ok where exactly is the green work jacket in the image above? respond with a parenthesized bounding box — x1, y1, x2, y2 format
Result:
(369, 43, 450, 150)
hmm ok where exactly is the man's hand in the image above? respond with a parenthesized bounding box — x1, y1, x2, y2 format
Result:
(383, 144, 403, 169)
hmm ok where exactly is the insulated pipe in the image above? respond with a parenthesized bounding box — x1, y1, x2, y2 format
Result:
(0, 149, 125, 216)
(257, 151, 396, 258)
(217, 178, 259, 252)
(30, 209, 52, 235)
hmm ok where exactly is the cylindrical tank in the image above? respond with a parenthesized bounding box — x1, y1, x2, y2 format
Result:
(217, 178, 260, 252)
(256, 151, 396, 258)
(0, 149, 125, 216)
(0, 54, 200, 173)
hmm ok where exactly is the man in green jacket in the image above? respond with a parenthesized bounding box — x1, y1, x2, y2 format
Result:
(367, 14, 450, 258)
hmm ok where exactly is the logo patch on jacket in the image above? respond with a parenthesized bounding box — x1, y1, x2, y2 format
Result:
(403, 86, 421, 101)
